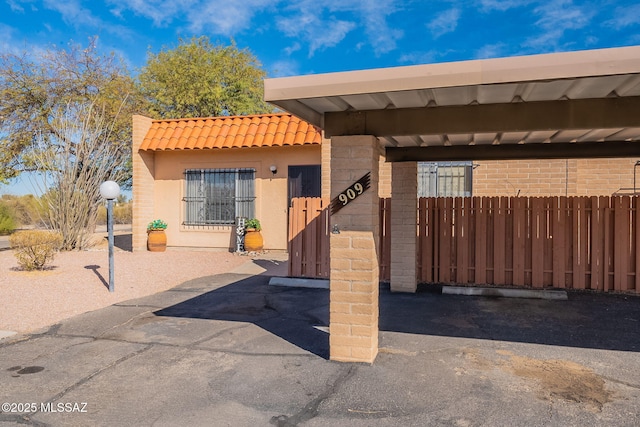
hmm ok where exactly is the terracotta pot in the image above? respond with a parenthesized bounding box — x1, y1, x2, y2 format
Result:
(244, 229, 263, 251)
(147, 230, 167, 252)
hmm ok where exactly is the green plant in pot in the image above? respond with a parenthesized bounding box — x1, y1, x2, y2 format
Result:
(147, 219, 168, 252)
(244, 218, 263, 251)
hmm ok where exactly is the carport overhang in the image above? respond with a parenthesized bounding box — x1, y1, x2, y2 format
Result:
(265, 45, 640, 160)
(263, 45, 640, 363)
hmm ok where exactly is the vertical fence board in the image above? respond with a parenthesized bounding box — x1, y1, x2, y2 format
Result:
(513, 197, 526, 286)
(532, 197, 544, 287)
(455, 198, 470, 283)
(590, 196, 603, 290)
(439, 198, 452, 282)
(475, 197, 488, 284)
(288, 198, 302, 277)
(419, 198, 432, 283)
(552, 197, 566, 288)
(378, 198, 391, 281)
(493, 197, 506, 285)
(613, 197, 630, 291)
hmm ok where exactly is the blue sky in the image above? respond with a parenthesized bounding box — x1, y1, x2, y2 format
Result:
(1, 0, 639, 195)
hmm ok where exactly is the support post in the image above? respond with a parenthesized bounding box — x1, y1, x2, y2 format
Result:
(329, 135, 380, 363)
(390, 162, 418, 292)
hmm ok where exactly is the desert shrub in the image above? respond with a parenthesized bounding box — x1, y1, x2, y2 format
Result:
(0, 201, 17, 235)
(96, 201, 132, 225)
(9, 230, 63, 271)
(0, 194, 49, 227)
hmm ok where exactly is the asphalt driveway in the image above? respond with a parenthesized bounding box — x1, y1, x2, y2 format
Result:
(1, 262, 639, 426)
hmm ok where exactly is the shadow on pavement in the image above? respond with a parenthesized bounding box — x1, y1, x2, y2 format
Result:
(154, 275, 640, 359)
(154, 274, 330, 358)
(380, 284, 640, 353)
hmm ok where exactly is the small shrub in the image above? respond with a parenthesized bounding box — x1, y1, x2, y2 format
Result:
(0, 202, 16, 235)
(245, 218, 261, 231)
(9, 230, 63, 271)
(147, 219, 168, 231)
(97, 201, 132, 225)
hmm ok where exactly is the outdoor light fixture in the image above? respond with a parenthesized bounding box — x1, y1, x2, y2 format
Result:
(270, 165, 277, 175)
(99, 180, 120, 293)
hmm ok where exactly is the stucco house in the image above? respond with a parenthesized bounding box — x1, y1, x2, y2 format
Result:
(132, 112, 640, 254)
(131, 113, 322, 252)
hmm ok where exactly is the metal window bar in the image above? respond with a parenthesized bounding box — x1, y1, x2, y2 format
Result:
(418, 161, 472, 197)
(183, 169, 255, 226)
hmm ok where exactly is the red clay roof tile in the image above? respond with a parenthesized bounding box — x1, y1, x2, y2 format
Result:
(139, 113, 322, 151)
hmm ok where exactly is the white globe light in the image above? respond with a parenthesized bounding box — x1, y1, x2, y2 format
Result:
(100, 181, 120, 200)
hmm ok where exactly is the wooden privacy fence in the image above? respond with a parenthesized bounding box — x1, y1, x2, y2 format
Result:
(289, 196, 640, 293)
(288, 197, 391, 280)
(288, 197, 330, 278)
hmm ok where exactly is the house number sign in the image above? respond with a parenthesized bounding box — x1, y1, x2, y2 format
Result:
(330, 172, 371, 215)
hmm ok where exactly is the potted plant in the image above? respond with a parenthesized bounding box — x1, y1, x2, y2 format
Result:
(147, 219, 168, 252)
(243, 218, 263, 251)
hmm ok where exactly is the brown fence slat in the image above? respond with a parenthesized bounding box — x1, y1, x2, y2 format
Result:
(531, 197, 544, 287)
(613, 196, 630, 291)
(475, 197, 488, 284)
(493, 197, 506, 285)
(590, 196, 603, 290)
(512, 197, 526, 286)
(552, 197, 565, 288)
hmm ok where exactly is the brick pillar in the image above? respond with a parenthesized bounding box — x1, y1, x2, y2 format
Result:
(390, 162, 418, 292)
(132, 115, 155, 251)
(321, 136, 331, 199)
(329, 135, 380, 363)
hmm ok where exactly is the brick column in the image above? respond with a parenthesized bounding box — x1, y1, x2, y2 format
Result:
(321, 136, 331, 199)
(132, 115, 155, 251)
(390, 162, 418, 292)
(329, 135, 380, 363)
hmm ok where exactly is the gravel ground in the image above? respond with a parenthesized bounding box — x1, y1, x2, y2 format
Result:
(0, 236, 249, 334)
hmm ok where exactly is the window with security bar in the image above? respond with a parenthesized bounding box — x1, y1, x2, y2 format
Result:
(418, 161, 473, 197)
(183, 168, 255, 226)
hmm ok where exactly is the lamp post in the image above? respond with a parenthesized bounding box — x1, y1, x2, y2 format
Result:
(99, 181, 120, 293)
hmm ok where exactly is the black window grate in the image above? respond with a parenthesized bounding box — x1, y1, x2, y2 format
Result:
(183, 168, 255, 226)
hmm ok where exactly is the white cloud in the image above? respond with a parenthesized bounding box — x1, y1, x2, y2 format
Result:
(474, 42, 509, 59)
(105, 0, 403, 57)
(358, 0, 403, 55)
(427, 8, 460, 38)
(43, 0, 102, 28)
(268, 59, 300, 77)
(276, 0, 402, 57)
(524, 0, 593, 50)
(107, 0, 193, 27)
(185, 0, 273, 35)
(479, 0, 534, 12)
(604, 4, 640, 29)
(276, 8, 356, 57)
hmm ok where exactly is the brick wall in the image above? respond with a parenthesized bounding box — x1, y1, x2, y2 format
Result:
(473, 158, 639, 197)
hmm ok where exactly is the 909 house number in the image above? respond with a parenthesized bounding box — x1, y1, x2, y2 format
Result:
(330, 172, 371, 215)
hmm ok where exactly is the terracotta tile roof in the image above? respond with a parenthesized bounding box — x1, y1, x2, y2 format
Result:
(139, 113, 322, 151)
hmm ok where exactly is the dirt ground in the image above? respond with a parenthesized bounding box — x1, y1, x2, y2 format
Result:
(0, 229, 250, 334)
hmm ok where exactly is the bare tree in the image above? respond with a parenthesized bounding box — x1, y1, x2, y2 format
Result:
(33, 101, 128, 250)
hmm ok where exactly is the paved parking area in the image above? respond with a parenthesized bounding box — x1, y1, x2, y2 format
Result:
(1, 265, 639, 426)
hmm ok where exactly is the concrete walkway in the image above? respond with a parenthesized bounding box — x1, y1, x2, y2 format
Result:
(1, 260, 640, 426)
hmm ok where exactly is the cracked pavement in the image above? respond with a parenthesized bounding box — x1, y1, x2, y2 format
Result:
(1, 265, 640, 426)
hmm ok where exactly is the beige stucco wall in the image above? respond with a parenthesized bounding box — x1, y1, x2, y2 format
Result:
(145, 145, 320, 251)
